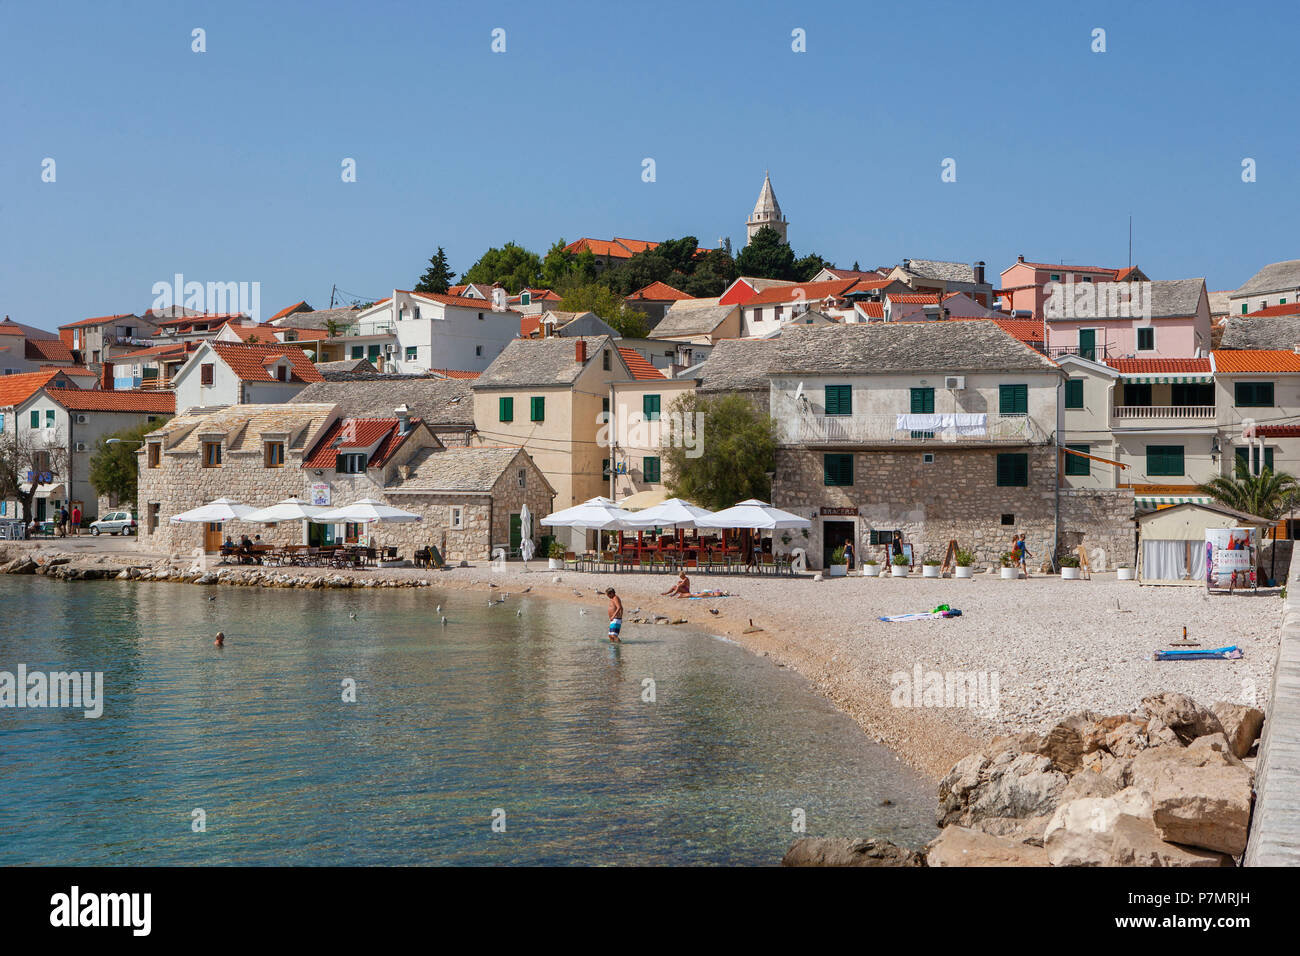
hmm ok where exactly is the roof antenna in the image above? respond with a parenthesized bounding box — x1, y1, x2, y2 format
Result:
(1128, 215, 1132, 268)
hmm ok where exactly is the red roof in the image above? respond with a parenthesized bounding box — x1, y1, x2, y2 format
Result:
(618, 348, 666, 381)
(745, 278, 858, 307)
(402, 290, 519, 313)
(1257, 425, 1300, 438)
(208, 342, 324, 384)
(58, 313, 135, 330)
(564, 238, 652, 259)
(113, 342, 191, 361)
(41, 365, 95, 376)
(25, 338, 74, 363)
(520, 314, 542, 338)
(888, 293, 943, 305)
(991, 318, 1047, 346)
(303, 418, 419, 469)
(1212, 350, 1300, 373)
(1243, 302, 1300, 318)
(0, 370, 63, 407)
(428, 368, 480, 380)
(44, 388, 175, 413)
(857, 302, 885, 319)
(1107, 357, 1213, 374)
(627, 281, 692, 302)
(268, 300, 310, 321)
(0, 325, 24, 337)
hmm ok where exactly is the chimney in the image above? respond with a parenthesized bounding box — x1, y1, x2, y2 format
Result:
(100, 361, 114, 391)
(395, 403, 411, 434)
(974, 261, 985, 285)
(575, 339, 587, 364)
(1017, 254, 1025, 263)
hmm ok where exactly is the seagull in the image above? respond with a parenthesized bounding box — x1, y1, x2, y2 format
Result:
(580, 608, 588, 616)
(573, 589, 583, 597)
(436, 605, 442, 613)
(516, 609, 523, 617)
(522, 587, 532, 593)
(629, 607, 641, 615)
(489, 583, 499, 589)
(709, 608, 720, 616)
(349, 612, 357, 619)
(441, 616, 448, 626)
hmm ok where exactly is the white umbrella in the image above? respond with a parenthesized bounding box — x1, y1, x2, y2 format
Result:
(694, 499, 811, 530)
(311, 498, 421, 524)
(169, 497, 258, 524)
(244, 497, 329, 523)
(539, 497, 635, 530)
(620, 497, 715, 529)
(519, 503, 535, 562)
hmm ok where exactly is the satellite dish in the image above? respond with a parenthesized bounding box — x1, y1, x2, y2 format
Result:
(794, 381, 805, 402)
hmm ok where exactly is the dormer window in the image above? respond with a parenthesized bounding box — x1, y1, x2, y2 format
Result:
(336, 452, 367, 474)
(275, 364, 289, 382)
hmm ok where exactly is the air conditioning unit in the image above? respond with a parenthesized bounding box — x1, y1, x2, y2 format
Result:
(74, 442, 87, 452)
(76, 414, 88, 424)
(945, 376, 966, 390)
(384, 344, 395, 354)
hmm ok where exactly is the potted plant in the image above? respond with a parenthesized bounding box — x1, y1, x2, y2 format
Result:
(922, 557, 942, 578)
(1059, 554, 1081, 580)
(1116, 561, 1134, 581)
(954, 549, 975, 579)
(891, 552, 910, 577)
(547, 540, 566, 570)
(1000, 551, 1019, 580)
(828, 545, 848, 577)
(862, 558, 880, 577)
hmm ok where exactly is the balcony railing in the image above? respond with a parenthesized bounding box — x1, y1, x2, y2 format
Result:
(1113, 405, 1215, 421)
(790, 413, 1045, 446)
(1046, 344, 1114, 360)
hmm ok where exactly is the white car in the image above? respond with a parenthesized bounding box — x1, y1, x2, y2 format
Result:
(90, 511, 137, 536)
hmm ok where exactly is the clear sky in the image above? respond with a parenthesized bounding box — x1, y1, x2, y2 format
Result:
(2, 0, 1295, 331)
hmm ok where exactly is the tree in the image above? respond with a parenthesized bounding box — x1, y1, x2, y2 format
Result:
(680, 248, 738, 298)
(0, 425, 71, 523)
(1198, 460, 1300, 582)
(89, 418, 169, 510)
(662, 393, 776, 509)
(460, 241, 542, 293)
(415, 247, 456, 294)
(540, 238, 575, 289)
(735, 225, 796, 279)
(793, 252, 831, 282)
(558, 283, 650, 338)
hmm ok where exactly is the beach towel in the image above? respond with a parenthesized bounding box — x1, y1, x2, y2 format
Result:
(879, 607, 963, 622)
(1153, 645, 1242, 661)
(687, 590, 731, 599)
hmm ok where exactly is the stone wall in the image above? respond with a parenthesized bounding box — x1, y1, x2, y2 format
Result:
(773, 445, 1130, 569)
(1058, 488, 1136, 570)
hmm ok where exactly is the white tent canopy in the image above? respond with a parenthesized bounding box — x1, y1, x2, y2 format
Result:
(244, 497, 330, 523)
(169, 497, 258, 524)
(694, 499, 811, 530)
(311, 498, 421, 524)
(540, 497, 636, 531)
(620, 498, 715, 529)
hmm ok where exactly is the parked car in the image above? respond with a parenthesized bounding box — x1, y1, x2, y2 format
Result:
(90, 511, 137, 536)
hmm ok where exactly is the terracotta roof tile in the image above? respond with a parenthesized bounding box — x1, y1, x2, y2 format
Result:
(401, 290, 519, 313)
(44, 388, 176, 413)
(302, 417, 420, 469)
(268, 300, 310, 321)
(25, 338, 74, 363)
(0, 370, 62, 407)
(1212, 349, 1300, 373)
(617, 348, 666, 381)
(59, 313, 135, 330)
(627, 281, 693, 302)
(427, 368, 481, 379)
(745, 278, 859, 306)
(1107, 357, 1212, 374)
(888, 293, 943, 305)
(209, 342, 324, 384)
(1244, 302, 1300, 318)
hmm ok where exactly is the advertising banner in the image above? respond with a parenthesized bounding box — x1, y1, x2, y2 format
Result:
(1205, 527, 1257, 589)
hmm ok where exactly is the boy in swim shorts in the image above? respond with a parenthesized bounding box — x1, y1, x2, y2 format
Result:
(606, 587, 623, 643)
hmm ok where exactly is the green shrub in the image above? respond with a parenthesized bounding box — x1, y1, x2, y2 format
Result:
(548, 540, 566, 559)
(955, 549, 975, 567)
(831, 546, 846, 565)
(923, 558, 940, 566)
(892, 552, 909, 566)
(1059, 554, 1080, 568)
(1000, 551, 1016, 567)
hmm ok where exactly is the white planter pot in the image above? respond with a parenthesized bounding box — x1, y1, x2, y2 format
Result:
(922, 565, 941, 578)
(891, 565, 909, 578)
(548, 558, 564, 570)
(862, 564, 880, 577)
(1061, 567, 1080, 580)
(1116, 567, 1134, 581)
(954, 565, 974, 579)
(1001, 567, 1020, 580)
(828, 564, 847, 578)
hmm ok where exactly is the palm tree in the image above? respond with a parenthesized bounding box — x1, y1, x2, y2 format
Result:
(1198, 460, 1300, 582)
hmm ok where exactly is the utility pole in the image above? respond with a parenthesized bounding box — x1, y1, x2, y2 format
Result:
(329, 284, 337, 308)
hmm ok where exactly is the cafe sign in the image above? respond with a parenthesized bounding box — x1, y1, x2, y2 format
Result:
(309, 483, 331, 506)
(820, 507, 859, 516)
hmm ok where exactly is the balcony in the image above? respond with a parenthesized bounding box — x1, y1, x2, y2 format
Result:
(791, 413, 1046, 446)
(1047, 344, 1114, 361)
(1113, 405, 1215, 422)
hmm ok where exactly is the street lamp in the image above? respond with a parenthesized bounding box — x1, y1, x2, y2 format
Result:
(105, 438, 144, 445)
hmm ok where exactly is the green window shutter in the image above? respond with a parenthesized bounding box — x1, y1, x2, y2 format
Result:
(1147, 445, 1185, 477)
(643, 394, 661, 421)
(30, 410, 39, 428)
(1267, 447, 1275, 472)
(823, 453, 853, 486)
(530, 396, 545, 422)
(351, 346, 362, 359)
(45, 410, 55, 427)
(1137, 327, 1154, 351)
(643, 456, 661, 482)
(824, 385, 852, 416)
(1064, 379, 1084, 409)
(499, 397, 513, 422)
(999, 384, 1028, 415)
(996, 453, 1029, 486)
(1064, 444, 1091, 476)
(910, 387, 934, 414)
(1237, 446, 1277, 473)
(1235, 381, 1274, 407)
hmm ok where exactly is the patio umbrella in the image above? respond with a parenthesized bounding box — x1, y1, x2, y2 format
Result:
(519, 503, 535, 562)
(539, 497, 635, 530)
(694, 499, 811, 530)
(311, 498, 422, 524)
(169, 497, 258, 524)
(620, 497, 715, 529)
(244, 496, 330, 546)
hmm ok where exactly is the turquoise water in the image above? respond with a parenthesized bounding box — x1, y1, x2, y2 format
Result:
(0, 576, 936, 865)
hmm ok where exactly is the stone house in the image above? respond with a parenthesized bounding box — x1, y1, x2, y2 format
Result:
(290, 375, 478, 447)
(1228, 259, 1300, 317)
(767, 322, 1133, 568)
(171, 340, 323, 410)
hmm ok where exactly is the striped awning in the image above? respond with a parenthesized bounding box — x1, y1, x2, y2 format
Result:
(1135, 495, 1213, 510)
(1121, 374, 1214, 384)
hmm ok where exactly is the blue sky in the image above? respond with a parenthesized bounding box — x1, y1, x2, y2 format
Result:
(2, 0, 1295, 331)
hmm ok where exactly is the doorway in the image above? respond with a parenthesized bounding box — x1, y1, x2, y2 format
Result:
(1078, 328, 1096, 360)
(509, 513, 522, 556)
(204, 522, 224, 552)
(822, 520, 855, 567)
(308, 522, 335, 546)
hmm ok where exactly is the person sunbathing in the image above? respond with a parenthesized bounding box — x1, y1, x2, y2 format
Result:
(662, 572, 691, 597)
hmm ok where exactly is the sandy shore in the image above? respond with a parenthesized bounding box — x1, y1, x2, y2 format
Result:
(4, 543, 1282, 782)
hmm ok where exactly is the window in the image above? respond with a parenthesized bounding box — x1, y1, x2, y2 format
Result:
(1147, 445, 1184, 477)
(367, 345, 381, 360)
(517, 468, 526, 489)
(1064, 379, 1084, 409)
(450, 506, 464, 529)
(200, 363, 214, 386)
(1049, 273, 1061, 282)
(823, 453, 853, 486)
(336, 452, 367, 474)
(530, 397, 545, 422)
(284, 331, 297, 342)
(601, 397, 610, 423)
(1001, 513, 1015, 526)
(825, 385, 852, 416)
(405, 346, 417, 361)
(1237, 446, 1275, 473)
(643, 394, 661, 421)
(202, 442, 222, 467)
(0, 413, 5, 432)
(499, 397, 514, 422)
(999, 384, 1028, 416)
(1065, 444, 1091, 476)
(265, 442, 285, 467)
(996, 453, 1029, 486)
(910, 387, 934, 414)
(45, 409, 55, 427)
(477, 313, 484, 321)
(148, 502, 160, 533)
(351, 346, 363, 359)
(147, 443, 161, 469)
(643, 456, 661, 483)
(275, 364, 289, 382)
(602, 458, 611, 477)
(1171, 383, 1214, 407)
(1122, 383, 1152, 407)
(1136, 327, 1155, 351)
(1234, 381, 1274, 407)
(344, 522, 361, 543)
(475, 345, 484, 357)
(1241, 303, 1248, 314)
(602, 350, 611, 371)
(29, 410, 39, 428)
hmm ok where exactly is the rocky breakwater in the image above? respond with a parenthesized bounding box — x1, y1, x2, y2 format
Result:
(784, 692, 1265, 866)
